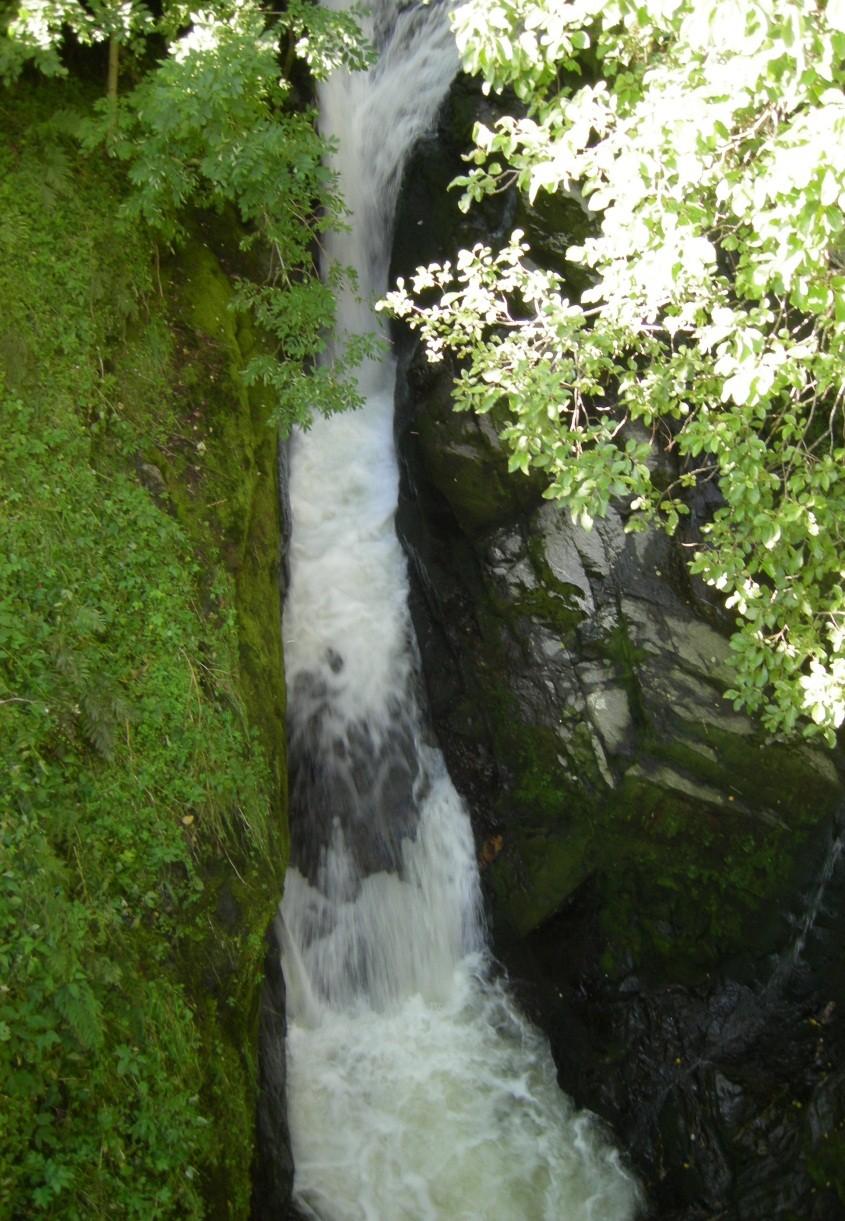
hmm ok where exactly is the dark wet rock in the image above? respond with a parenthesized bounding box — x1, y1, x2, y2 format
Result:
(252, 919, 295, 1221)
(397, 386, 842, 963)
(136, 459, 167, 499)
(495, 848, 845, 1220)
(288, 688, 425, 887)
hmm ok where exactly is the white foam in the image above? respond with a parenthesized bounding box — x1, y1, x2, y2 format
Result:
(282, 752, 483, 1012)
(287, 962, 640, 1221)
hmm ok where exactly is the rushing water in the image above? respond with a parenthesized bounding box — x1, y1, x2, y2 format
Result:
(279, 3, 642, 1216)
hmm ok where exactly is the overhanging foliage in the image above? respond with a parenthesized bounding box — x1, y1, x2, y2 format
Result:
(384, 0, 845, 743)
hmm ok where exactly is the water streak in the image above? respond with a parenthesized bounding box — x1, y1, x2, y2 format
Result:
(790, 827, 845, 967)
(280, 4, 642, 1216)
(765, 823, 845, 998)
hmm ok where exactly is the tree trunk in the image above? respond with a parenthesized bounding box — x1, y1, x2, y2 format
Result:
(107, 35, 120, 107)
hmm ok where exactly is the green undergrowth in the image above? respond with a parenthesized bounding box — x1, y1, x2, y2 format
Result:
(0, 88, 286, 1217)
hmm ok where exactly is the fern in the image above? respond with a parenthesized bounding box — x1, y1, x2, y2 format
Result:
(79, 682, 132, 760)
(53, 980, 104, 1052)
(50, 610, 132, 758)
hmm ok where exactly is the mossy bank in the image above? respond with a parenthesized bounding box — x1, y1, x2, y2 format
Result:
(0, 87, 287, 1218)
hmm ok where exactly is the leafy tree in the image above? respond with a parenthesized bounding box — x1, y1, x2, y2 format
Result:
(1, 0, 378, 431)
(384, 0, 845, 744)
(0, 0, 154, 87)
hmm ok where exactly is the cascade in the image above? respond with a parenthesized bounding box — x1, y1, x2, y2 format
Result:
(279, 3, 642, 1216)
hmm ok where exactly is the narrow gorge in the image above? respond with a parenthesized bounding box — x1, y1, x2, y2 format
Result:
(3, 0, 845, 1216)
(264, 4, 845, 1219)
(276, 2, 641, 1217)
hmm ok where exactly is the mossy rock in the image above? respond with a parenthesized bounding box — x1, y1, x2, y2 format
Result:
(162, 237, 287, 824)
(435, 516, 842, 982)
(152, 238, 289, 1214)
(516, 189, 594, 294)
(488, 823, 594, 936)
(412, 363, 544, 535)
(807, 1123, 845, 1206)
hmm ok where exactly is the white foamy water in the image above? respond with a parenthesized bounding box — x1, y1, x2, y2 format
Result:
(287, 963, 638, 1221)
(280, 3, 642, 1217)
(282, 747, 483, 1013)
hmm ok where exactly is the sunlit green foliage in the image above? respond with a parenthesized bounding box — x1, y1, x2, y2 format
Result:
(384, 0, 845, 743)
(0, 0, 154, 80)
(2, 0, 378, 432)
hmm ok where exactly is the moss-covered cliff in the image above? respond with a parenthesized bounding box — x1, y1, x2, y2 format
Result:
(0, 88, 287, 1217)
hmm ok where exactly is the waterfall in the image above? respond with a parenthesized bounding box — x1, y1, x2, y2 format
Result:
(279, 3, 642, 1216)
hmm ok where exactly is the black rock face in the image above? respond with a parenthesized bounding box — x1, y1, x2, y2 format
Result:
(287, 685, 425, 890)
(520, 862, 845, 1221)
(252, 920, 298, 1221)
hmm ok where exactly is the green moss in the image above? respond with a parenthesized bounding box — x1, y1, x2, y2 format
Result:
(583, 698, 840, 979)
(470, 576, 839, 978)
(416, 412, 515, 533)
(672, 721, 839, 821)
(515, 528, 587, 639)
(480, 580, 840, 977)
(181, 243, 242, 348)
(158, 236, 288, 848)
(489, 824, 593, 936)
(476, 555, 620, 924)
(510, 585, 583, 639)
(595, 620, 648, 726)
(0, 86, 286, 1217)
(589, 741, 838, 981)
(478, 668, 599, 931)
(415, 367, 545, 535)
(145, 241, 287, 1216)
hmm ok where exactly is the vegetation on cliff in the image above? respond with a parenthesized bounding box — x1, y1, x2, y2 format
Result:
(2, 0, 376, 431)
(0, 3, 370, 1214)
(385, 0, 845, 744)
(0, 92, 284, 1218)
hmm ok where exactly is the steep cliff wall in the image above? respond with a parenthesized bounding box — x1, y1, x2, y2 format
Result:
(392, 76, 845, 1219)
